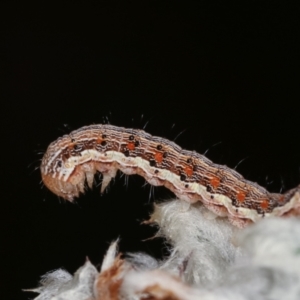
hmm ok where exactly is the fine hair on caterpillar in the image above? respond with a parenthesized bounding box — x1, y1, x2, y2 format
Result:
(40, 124, 300, 228)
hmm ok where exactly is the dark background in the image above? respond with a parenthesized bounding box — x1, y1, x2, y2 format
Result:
(2, 1, 300, 299)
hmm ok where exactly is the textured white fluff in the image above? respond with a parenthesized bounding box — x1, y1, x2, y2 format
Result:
(217, 217, 300, 300)
(100, 239, 119, 272)
(125, 252, 159, 271)
(25, 269, 73, 300)
(122, 205, 300, 300)
(140, 201, 240, 286)
(28, 260, 98, 300)
(235, 217, 300, 271)
(28, 199, 300, 300)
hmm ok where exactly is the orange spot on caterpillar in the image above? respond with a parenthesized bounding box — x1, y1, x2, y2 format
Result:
(236, 191, 246, 202)
(184, 166, 194, 176)
(279, 195, 285, 202)
(210, 177, 220, 189)
(260, 199, 269, 210)
(127, 142, 135, 151)
(154, 152, 163, 163)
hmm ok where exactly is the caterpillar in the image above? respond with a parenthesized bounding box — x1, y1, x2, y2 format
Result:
(40, 124, 300, 227)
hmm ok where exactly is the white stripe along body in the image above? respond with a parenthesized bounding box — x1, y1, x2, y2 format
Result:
(40, 124, 300, 227)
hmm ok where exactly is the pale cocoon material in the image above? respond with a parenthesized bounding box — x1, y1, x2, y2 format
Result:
(27, 200, 300, 300)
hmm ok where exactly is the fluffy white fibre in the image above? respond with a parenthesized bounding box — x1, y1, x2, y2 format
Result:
(27, 199, 300, 300)
(100, 239, 119, 272)
(25, 269, 73, 300)
(26, 260, 98, 300)
(148, 201, 240, 286)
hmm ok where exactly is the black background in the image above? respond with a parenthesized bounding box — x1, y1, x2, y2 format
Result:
(2, 1, 300, 299)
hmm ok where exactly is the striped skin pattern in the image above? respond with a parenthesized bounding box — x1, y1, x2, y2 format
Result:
(40, 124, 300, 227)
